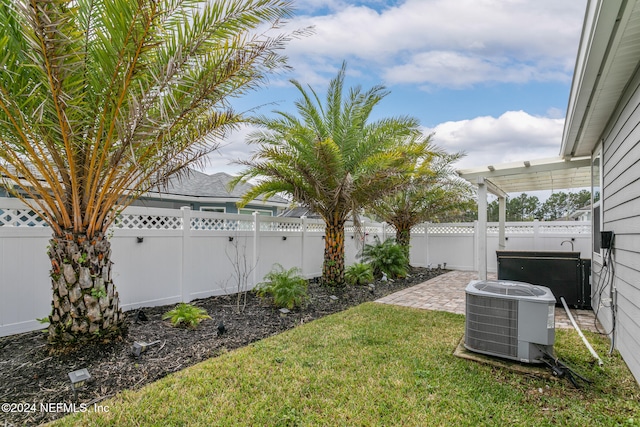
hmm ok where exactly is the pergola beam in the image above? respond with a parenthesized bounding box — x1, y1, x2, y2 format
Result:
(459, 156, 592, 279)
(457, 157, 592, 193)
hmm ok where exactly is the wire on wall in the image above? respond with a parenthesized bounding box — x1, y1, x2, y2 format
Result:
(592, 233, 616, 354)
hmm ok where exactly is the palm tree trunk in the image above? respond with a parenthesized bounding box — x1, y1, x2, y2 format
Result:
(47, 231, 124, 345)
(395, 224, 412, 265)
(395, 227, 411, 248)
(322, 218, 346, 287)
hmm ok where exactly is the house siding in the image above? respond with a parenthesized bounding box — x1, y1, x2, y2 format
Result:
(131, 198, 278, 215)
(596, 65, 640, 383)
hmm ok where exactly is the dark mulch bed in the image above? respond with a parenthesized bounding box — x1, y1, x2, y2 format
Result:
(0, 267, 445, 426)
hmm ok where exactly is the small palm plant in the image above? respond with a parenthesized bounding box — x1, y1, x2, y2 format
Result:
(162, 303, 211, 329)
(345, 263, 374, 286)
(360, 237, 409, 279)
(256, 264, 308, 310)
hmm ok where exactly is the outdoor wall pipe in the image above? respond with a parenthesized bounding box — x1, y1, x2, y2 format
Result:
(561, 240, 574, 251)
(560, 296, 603, 366)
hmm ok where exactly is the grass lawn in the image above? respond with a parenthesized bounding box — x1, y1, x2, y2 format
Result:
(51, 303, 639, 426)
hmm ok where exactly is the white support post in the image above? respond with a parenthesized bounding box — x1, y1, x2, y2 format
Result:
(498, 195, 506, 250)
(252, 212, 261, 287)
(473, 221, 478, 272)
(533, 219, 540, 250)
(424, 222, 430, 268)
(301, 216, 307, 277)
(180, 206, 191, 302)
(477, 177, 488, 281)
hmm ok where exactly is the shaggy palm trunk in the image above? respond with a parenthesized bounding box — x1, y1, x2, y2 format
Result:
(322, 218, 346, 287)
(395, 225, 412, 265)
(47, 231, 123, 345)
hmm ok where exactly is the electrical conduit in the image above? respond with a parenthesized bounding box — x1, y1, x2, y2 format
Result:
(560, 296, 603, 366)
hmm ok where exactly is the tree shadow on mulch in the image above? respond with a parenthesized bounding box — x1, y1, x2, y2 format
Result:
(0, 267, 445, 426)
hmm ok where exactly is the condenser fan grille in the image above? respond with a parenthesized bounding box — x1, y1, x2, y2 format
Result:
(466, 294, 518, 358)
(472, 281, 546, 297)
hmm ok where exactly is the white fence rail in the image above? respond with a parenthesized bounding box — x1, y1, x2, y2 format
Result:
(0, 198, 591, 337)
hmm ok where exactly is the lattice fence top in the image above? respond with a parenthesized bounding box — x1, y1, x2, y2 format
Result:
(426, 224, 476, 234)
(410, 225, 425, 233)
(306, 222, 325, 233)
(0, 199, 594, 237)
(191, 217, 254, 231)
(114, 213, 183, 230)
(485, 224, 592, 235)
(0, 208, 49, 227)
(540, 224, 591, 234)
(259, 220, 303, 232)
(342, 223, 384, 234)
(497, 225, 533, 234)
(344, 224, 357, 233)
(364, 225, 383, 234)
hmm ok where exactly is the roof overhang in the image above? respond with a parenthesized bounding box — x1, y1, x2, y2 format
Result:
(561, 0, 640, 158)
(141, 190, 291, 208)
(457, 156, 592, 196)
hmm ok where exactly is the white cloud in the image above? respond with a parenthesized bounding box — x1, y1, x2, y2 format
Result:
(202, 124, 259, 175)
(426, 110, 565, 169)
(199, 111, 564, 179)
(284, 0, 586, 88)
(383, 51, 566, 88)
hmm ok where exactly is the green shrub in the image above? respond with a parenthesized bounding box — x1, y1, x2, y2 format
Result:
(256, 264, 308, 310)
(162, 303, 211, 329)
(360, 237, 408, 279)
(345, 263, 374, 286)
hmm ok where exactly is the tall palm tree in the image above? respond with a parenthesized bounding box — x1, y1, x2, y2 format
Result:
(0, 0, 294, 346)
(369, 150, 475, 257)
(232, 64, 430, 286)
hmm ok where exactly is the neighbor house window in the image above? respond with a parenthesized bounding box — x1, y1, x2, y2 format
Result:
(592, 149, 602, 256)
(200, 207, 225, 213)
(239, 208, 272, 216)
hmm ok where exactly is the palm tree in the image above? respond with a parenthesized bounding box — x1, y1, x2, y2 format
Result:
(369, 149, 475, 257)
(0, 0, 294, 346)
(232, 64, 430, 286)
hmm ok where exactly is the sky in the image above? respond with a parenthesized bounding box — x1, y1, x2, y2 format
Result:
(203, 0, 589, 195)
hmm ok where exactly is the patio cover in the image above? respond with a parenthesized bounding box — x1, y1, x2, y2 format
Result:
(456, 156, 592, 194)
(456, 156, 592, 280)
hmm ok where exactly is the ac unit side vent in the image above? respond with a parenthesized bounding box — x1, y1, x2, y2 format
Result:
(466, 294, 518, 358)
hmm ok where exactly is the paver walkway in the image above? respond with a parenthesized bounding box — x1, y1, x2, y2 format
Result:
(376, 270, 602, 333)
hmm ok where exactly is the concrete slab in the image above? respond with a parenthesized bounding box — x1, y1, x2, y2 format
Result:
(452, 336, 553, 379)
(376, 270, 602, 333)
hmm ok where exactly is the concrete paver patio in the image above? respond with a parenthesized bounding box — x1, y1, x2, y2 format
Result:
(376, 270, 602, 333)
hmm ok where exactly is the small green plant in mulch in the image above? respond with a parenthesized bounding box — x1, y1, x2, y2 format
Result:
(360, 237, 409, 279)
(162, 303, 211, 329)
(345, 262, 374, 286)
(256, 264, 308, 310)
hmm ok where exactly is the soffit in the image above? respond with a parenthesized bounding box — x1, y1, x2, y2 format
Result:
(562, 0, 640, 158)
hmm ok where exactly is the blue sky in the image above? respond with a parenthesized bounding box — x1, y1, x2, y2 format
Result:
(204, 0, 588, 186)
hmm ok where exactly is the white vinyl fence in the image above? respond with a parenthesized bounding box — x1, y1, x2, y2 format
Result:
(0, 198, 591, 337)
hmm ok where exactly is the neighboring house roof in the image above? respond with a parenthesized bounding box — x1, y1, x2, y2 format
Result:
(147, 169, 290, 206)
(567, 206, 591, 221)
(278, 206, 322, 219)
(1, 165, 290, 207)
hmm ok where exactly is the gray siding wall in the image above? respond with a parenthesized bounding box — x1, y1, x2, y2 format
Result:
(597, 65, 640, 383)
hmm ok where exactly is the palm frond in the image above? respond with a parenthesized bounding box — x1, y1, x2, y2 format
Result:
(0, 0, 295, 236)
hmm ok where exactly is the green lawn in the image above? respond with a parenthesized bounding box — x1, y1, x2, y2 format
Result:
(52, 303, 639, 426)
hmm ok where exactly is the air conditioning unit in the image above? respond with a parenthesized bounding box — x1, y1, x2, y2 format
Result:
(465, 280, 555, 364)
